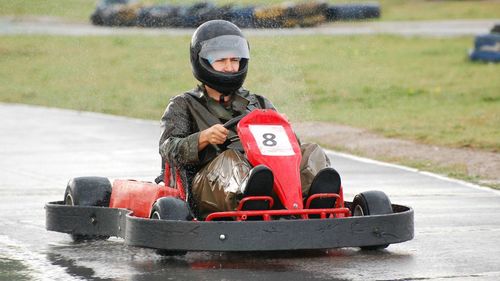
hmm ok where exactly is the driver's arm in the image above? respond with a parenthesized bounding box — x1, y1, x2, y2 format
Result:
(159, 96, 202, 166)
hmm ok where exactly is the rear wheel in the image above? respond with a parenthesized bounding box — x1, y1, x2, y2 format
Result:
(64, 176, 112, 242)
(150, 197, 191, 256)
(351, 190, 393, 250)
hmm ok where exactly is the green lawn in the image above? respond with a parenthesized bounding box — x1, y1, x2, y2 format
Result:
(0, 0, 499, 22)
(0, 0, 95, 22)
(1, 35, 498, 151)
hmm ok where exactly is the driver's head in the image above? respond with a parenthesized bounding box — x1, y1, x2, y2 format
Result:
(190, 20, 250, 96)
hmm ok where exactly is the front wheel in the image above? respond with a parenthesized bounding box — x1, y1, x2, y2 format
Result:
(351, 190, 393, 250)
(64, 176, 112, 242)
(150, 197, 191, 256)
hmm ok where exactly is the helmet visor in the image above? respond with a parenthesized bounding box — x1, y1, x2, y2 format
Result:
(199, 35, 250, 63)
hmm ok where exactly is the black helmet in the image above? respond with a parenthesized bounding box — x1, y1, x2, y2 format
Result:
(190, 20, 250, 95)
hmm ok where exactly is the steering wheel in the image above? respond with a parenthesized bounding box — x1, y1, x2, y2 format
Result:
(223, 112, 248, 130)
(216, 112, 249, 152)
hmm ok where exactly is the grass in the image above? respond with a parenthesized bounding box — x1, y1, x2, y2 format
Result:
(0, 0, 499, 22)
(0, 34, 499, 152)
(0, 0, 96, 22)
(379, 0, 500, 21)
(285, 35, 500, 151)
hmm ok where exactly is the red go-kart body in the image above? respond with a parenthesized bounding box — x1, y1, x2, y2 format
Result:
(46, 109, 414, 252)
(109, 109, 348, 220)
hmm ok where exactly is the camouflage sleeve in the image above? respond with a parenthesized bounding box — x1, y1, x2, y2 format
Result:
(159, 95, 200, 166)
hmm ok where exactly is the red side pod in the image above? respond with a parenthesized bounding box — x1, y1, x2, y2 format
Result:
(238, 109, 303, 210)
(109, 180, 181, 218)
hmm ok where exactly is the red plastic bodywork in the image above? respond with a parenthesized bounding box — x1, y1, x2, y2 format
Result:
(238, 109, 303, 210)
(108, 109, 348, 220)
(109, 180, 181, 218)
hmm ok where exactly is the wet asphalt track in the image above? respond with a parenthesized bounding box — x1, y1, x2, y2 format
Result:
(1, 103, 500, 281)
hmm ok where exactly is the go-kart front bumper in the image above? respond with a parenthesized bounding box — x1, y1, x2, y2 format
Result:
(45, 201, 413, 251)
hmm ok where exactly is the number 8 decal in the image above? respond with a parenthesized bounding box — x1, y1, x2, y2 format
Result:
(262, 133, 277, 146)
(249, 125, 294, 156)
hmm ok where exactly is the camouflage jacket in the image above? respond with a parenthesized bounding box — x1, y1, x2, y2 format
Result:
(159, 85, 275, 205)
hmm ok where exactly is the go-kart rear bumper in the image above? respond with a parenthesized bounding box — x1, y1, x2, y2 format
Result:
(45, 201, 413, 251)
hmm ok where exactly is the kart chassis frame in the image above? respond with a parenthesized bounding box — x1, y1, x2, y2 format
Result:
(45, 201, 413, 252)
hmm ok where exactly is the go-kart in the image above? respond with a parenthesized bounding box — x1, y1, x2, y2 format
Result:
(45, 109, 413, 254)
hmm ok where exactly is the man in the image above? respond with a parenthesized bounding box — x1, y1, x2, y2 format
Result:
(159, 20, 340, 218)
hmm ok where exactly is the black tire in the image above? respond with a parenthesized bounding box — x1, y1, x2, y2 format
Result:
(64, 176, 112, 242)
(350, 190, 393, 250)
(150, 197, 191, 256)
(325, 4, 380, 21)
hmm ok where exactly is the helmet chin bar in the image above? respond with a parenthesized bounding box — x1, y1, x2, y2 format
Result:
(197, 57, 247, 96)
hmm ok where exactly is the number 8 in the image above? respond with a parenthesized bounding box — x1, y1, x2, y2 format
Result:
(262, 133, 277, 146)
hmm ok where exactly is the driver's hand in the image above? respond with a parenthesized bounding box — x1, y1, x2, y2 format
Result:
(200, 124, 228, 146)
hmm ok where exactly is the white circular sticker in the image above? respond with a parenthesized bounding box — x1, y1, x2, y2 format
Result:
(248, 125, 295, 156)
